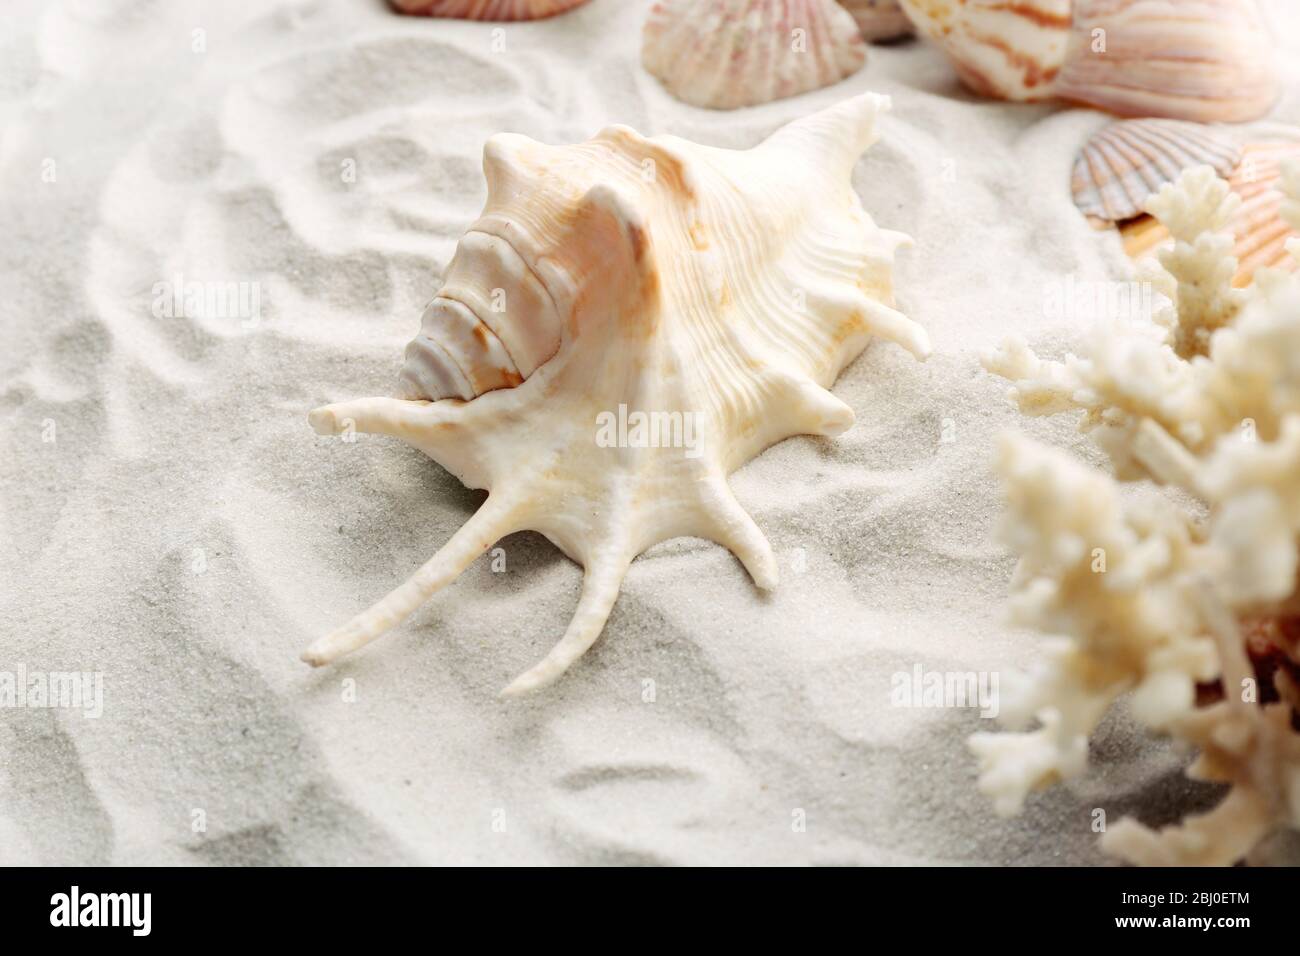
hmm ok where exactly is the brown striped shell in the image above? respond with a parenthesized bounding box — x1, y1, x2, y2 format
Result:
(896, 0, 1071, 101)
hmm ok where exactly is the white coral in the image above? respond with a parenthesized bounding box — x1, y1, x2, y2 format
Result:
(971, 434, 1214, 817)
(1144, 167, 1245, 359)
(975, 163, 1300, 866)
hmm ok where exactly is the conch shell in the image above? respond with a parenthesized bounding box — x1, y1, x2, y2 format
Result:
(642, 0, 867, 110)
(897, 0, 1279, 122)
(390, 0, 590, 18)
(305, 94, 930, 695)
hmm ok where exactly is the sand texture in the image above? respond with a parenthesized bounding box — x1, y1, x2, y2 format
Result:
(3, 0, 1300, 865)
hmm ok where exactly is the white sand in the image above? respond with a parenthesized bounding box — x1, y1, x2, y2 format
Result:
(3, 0, 1300, 865)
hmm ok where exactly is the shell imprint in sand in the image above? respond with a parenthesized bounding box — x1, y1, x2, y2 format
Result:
(390, 0, 590, 18)
(1072, 118, 1242, 224)
(304, 94, 930, 695)
(642, 0, 868, 110)
(896, 0, 1071, 101)
(838, 0, 914, 42)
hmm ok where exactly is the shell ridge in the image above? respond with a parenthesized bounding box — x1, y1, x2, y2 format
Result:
(400, 329, 476, 401)
(430, 292, 523, 379)
(642, 0, 867, 110)
(803, 0, 838, 88)
(684, 174, 823, 401)
(466, 219, 567, 324)
(1073, 118, 1244, 223)
(423, 295, 522, 394)
(1056, 0, 1279, 122)
(404, 224, 564, 395)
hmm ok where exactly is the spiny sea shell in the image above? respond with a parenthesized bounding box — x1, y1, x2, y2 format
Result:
(1073, 118, 1242, 225)
(1055, 0, 1280, 123)
(1122, 142, 1300, 286)
(839, 0, 914, 41)
(390, 0, 590, 18)
(642, 0, 867, 110)
(305, 94, 930, 695)
(895, 0, 1071, 101)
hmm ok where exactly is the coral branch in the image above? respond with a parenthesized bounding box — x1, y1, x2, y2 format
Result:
(975, 163, 1300, 865)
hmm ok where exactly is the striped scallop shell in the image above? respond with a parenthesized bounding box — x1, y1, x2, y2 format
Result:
(895, 0, 1071, 101)
(1073, 119, 1242, 225)
(1122, 142, 1300, 287)
(1055, 0, 1279, 123)
(838, 0, 914, 41)
(389, 0, 589, 18)
(642, 0, 867, 110)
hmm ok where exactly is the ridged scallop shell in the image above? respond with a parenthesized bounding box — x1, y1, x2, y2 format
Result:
(1055, 0, 1280, 123)
(1073, 119, 1242, 224)
(390, 0, 590, 18)
(642, 0, 867, 110)
(839, 0, 914, 41)
(895, 0, 1071, 101)
(1122, 142, 1300, 286)
(305, 94, 930, 694)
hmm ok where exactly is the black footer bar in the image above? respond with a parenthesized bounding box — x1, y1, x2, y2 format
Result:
(0, 865, 1278, 941)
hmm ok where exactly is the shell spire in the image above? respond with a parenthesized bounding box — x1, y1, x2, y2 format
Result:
(306, 94, 928, 694)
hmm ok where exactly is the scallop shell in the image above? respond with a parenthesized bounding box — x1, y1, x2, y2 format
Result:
(1055, 0, 1280, 123)
(838, 0, 914, 41)
(895, 0, 1071, 101)
(390, 0, 590, 18)
(305, 94, 930, 695)
(1073, 118, 1242, 225)
(1122, 142, 1300, 287)
(642, 0, 867, 110)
